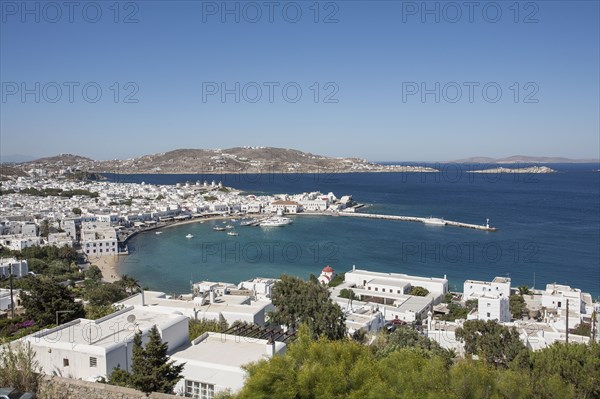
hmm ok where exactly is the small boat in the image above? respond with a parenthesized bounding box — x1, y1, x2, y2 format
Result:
(186, 234, 194, 238)
(240, 219, 258, 226)
(227, 231, 239, 236)
(423, 217, 446, 226)
(225, 224, 234, 229)
(155, 231, 163, 235)
(260, 217, 294, 227)
(213, 226, 226, 231)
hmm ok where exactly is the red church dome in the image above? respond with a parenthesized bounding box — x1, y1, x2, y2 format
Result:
(322, 266, 334, 273)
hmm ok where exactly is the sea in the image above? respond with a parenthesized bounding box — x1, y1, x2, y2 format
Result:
(105, 163, 600, 298)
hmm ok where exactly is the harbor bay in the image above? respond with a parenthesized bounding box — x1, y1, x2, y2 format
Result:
(114, 164, 600, 297)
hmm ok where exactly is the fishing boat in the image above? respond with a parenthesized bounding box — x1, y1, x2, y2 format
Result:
(259, 217, 293, 227)
(423, 217, 446, 226)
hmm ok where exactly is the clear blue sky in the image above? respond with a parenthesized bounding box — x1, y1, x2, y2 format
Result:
(1, 0, 598, 161)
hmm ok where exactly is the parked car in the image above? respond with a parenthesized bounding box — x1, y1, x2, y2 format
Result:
(0, 388, 35, 399)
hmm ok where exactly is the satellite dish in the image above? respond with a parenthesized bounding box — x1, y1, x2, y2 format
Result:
(127, 314, 136, 323)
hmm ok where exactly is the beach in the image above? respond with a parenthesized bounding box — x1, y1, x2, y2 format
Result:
(88, 254, 122, 283)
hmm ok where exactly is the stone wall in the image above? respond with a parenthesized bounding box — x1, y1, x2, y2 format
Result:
(37, 376, 179, 399)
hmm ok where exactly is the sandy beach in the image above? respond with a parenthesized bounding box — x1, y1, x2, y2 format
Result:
(88, 254, 122, 283)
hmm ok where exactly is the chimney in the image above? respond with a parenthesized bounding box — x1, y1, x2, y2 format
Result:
(266, 339, 276, 357)
(141, 290, 145, 307)
(209, 289, 216, 304)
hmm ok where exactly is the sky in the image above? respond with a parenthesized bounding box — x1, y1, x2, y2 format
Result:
(1, 0, 599, 162)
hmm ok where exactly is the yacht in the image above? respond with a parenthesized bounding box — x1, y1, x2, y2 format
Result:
(186, 234, 194, 238)
(423, 217, 446, 226)
(259, 217, 293, 227)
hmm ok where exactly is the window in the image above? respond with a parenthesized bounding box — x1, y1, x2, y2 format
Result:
(90, 357, 97, 367)
(63, 358, 69, 367)
(558, 301, 562, 308)
(486, 312, 491, 318)
(185, 380, 215, 399)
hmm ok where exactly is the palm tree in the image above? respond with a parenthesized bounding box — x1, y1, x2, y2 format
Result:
(120, 274, 141, 294)
(518, 285, 532, 296)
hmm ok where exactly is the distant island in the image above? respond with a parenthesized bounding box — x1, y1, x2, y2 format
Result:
(2, 148, 438, 176)
(468, 166, 556, 174)
(452, 155, 598, 164)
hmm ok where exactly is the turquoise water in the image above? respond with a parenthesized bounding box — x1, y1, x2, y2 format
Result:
(114, 165, 600, 297)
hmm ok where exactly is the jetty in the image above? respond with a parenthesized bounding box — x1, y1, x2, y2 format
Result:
(331, 212, 497, 232)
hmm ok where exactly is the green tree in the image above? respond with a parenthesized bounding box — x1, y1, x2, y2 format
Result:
(509, 294, 527, 319)
(85, 265, 103, 281)
(189, 317, 229, 341)
(456, 320, 526, 368)
(39, 219, 50, 238)
(372, 325, 453, 365)
(270, 275, 346, 340)
(517, 285, 532, 296)
(526, 342, 600, 398)
(84, 282, 128, 307)
(71, 207, 82, 215)
(126, 325, 185, 394)
(20, 278, 85, 326)
(0, 341, 43, 393)
(409, 286, 430, 297)
(118, 274, 141, 295)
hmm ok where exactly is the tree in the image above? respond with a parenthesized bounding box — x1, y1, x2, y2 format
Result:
(71, 207, 82, 215)
(20, 278, 85, 326)
(409, 286, 429, 297)
(85, 265, 103, 281)
(270, 275, 346, 340)
(0, 341, 42, 393)
(509, 294, 527, 319)
(118, 274, 141, 295)
(39, 220, 50, 238)
(189, 317, 228, 341)
(84, 282, 128, 307)
(109, 325, 185, 394)
(517, 285, 532, 296)
(456, 320, 526, 368)
(372, 325, 453, 365)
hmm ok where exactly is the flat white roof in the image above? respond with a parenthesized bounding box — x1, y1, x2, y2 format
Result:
(172, 333, 273, 369)
(28, 306, 187, 350)
(347, 269, 447, 284)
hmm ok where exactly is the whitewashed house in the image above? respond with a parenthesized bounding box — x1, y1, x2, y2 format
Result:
(0, 258, 29, 278)
(463, 277, 511, 323)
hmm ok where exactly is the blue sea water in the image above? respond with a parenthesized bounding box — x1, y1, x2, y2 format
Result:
(106, 164, 600, 297)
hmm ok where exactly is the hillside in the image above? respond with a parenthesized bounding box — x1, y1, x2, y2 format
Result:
(12, 147, 437, 175)
(452, 155, 598, 164)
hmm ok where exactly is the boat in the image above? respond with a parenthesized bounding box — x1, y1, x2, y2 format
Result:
(423, 217, 446, 226)
(259, 217, 294, 227)
(225, 224, 234, 229)
(186, 234, 194, 238)
(213, 226, 226, 231)
(155, 231, 163, 235)
(240, 219, 258, 226)
(227, 231, 239, 236)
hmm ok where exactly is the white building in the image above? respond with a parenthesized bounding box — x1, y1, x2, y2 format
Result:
(317, 265, 336, 285)
(81, 225, 119, 257)
(463, 277, 511, 323)
(541, 283, 594, 329)
(238, 278, 277, 301)
(344, 268, 448, 303)
(463, 277, 511, 301)
(0, 288, 21, 311)
(18, 306, 189, 381)
(172, 332, 286, 397)
(0, 235, 43, 251)
(0, 258, 29, 278)
(298, 198, 329, 212)
(269, 200, 299, 214)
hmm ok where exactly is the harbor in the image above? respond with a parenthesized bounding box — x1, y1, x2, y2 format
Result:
(298, 211, 497, 232)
